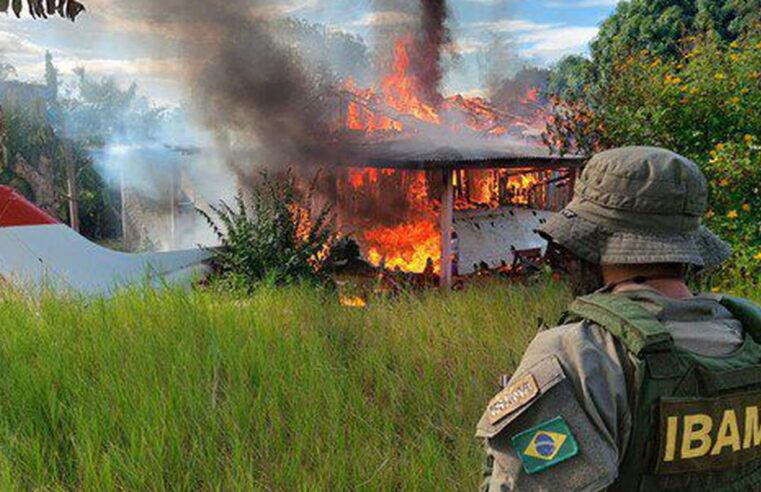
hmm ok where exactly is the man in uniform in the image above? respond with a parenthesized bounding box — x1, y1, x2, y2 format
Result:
(477, 146, 761, 491)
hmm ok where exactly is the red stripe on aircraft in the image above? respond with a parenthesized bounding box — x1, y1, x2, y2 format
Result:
(0, 186, 59, 227)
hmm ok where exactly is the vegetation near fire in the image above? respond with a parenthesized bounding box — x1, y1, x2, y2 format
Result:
(545, 23, 761, 287)
(0, 280, 757, 490)
(0, 281, 567, 490)
(0, 0, 759, 489)
(199, 171, 338, 291)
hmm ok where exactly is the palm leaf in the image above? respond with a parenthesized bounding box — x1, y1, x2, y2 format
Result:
(1, 0, 85, 20)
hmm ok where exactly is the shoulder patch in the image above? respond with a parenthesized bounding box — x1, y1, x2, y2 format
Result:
(488, 373, 539, 425)
(512, 416, 579, 474)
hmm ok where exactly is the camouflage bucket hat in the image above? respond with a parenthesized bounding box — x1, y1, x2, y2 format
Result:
(538, 146, 731, 269)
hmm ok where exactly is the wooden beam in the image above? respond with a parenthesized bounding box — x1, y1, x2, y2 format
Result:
(120, 166, 128, 244)
(440, 168, 454, 290)
(65, 156, 79, 232)
(169, 166, 177, 249)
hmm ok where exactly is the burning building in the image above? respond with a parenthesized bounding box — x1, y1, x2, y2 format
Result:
(106, 1, 586, 288)
(318, 38, 585, 287)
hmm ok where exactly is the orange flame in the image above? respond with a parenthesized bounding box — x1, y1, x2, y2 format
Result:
(340, 296, 367, 308)
(381, 38, 441, 125)
(334, 39, 554, 275)
(364, 219, 440, 273)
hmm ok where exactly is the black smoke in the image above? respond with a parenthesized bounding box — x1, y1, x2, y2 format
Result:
(135, 0, 347, 172)
(414, 0, 450, 108)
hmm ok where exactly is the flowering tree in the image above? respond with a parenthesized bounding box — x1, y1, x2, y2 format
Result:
(544, 32, 761, 286)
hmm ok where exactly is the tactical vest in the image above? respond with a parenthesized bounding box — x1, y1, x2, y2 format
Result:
(568, 293, 761, 492)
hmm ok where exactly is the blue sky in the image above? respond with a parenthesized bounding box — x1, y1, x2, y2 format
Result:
(0, 0, 619, 105)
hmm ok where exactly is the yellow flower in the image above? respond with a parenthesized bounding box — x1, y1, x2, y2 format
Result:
(719, 178, 729, 187)
(680, 85, 689, 92)
(730, 41, 739, 49)
(742, 203, 751, 212)
(710, 150, 718, 158)
(711, 286, 721, 293)
(690, 87, 699, 95)
(755, 252, 761, 261)
(715, 73, 726, 80)
(650, 58, 662, 68)
(742, 88, 750, 94)
(730, 54, 739, 61)
(731, 96, 741, 104)
(671, 76, 682, 85)
(745, 134, 754, 144)
(716, 143, 725, 151)
(727, 210, 738, 219)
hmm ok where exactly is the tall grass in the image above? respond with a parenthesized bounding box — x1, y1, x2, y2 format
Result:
(0, 282, 757, 491)
(0, 281, 570, 491)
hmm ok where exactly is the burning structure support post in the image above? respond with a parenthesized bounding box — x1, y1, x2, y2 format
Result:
(440, 167, 454, 289)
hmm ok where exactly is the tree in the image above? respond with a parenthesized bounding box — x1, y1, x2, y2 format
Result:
(45, 51, 58, 101)
(591, 0, 760, 79)
(544, 33, 761, 285)
(546, 55, 594, 100)
(0, 62, 16, 81)
(62, 67, 166, 146)
(0, 0, 85, 20)
(278, 18, 372, 85)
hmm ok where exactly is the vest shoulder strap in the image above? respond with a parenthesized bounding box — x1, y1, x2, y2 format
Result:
(720, 295, 761, 341)
(568, 293, 673, 356)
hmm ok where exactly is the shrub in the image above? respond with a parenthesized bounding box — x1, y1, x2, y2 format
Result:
(199, 170, 336, 291)
(701, 139, 760, 289)
(544, 32, 761, 288)
(544, 33, 761, 157)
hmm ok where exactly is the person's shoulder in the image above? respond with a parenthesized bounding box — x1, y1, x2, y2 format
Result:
(476, 320, 621, 491)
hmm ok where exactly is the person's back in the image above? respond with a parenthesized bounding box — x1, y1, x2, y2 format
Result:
(477, 147, 761, 491)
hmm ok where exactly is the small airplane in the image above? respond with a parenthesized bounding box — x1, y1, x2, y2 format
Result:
(0, 186, 212, 296)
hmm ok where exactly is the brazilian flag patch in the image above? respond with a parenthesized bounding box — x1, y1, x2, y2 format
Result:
(512, 416, 578, 474)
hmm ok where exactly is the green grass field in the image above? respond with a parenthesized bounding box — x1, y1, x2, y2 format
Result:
(0, 281, 757, 491)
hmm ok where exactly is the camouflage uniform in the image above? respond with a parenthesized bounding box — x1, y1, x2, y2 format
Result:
(478, 147, 761, 491)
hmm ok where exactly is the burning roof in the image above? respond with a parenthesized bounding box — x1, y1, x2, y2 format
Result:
(352, 136, 585, 170)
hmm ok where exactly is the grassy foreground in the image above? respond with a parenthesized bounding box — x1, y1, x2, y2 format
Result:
(0, 281, 757, 491)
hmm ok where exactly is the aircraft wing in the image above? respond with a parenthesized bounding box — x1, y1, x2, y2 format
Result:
(0, 186, 212, 296)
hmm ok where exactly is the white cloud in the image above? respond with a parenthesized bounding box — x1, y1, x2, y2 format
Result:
(0, 31, 46, 56)
(468, 18, 556, 33)
(465, 15, 598, 63)
(12, 56, 184, 84)
(350, 11, 414, 27)
(519, 26, 599, 61)
(250, 0, 322, 19)
(449, 37, 488, 54)
(544, 0, 620, 7)
(464, 0, 510, 4)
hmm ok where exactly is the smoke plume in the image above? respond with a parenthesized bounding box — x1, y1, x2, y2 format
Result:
(134, 0, 347, 173)
(414, 0, 450, 108)
(118, 0, 456, 176)
(371, 0, 452, 109)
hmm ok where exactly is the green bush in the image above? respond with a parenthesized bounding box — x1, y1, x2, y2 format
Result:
(544, 32, 761, 288)
(545, 33, 761, 157)
(199, 171, 336, 291)
(701, 139, 760, 289)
